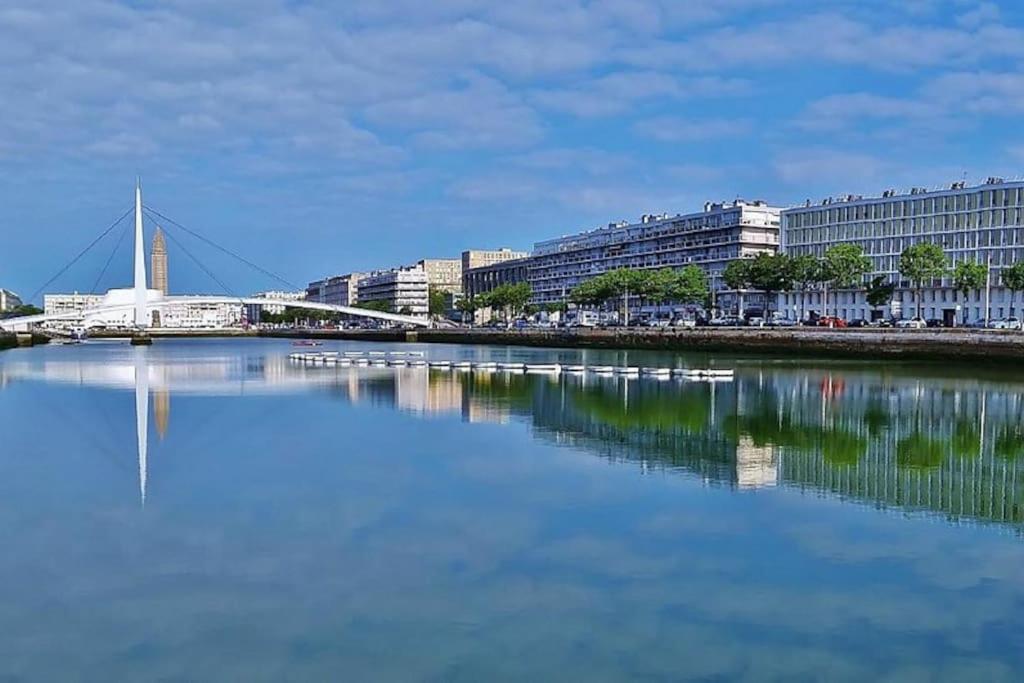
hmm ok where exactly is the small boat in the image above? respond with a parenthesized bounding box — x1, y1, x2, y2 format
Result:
(292, 340, 321, 347)
(355, 358, 370, 366)
(473, 361, 498, 370)
(589, 365, 614, 374)
(371, 359, 386, 367)
(614, 366, 640, 375)
(388, 351, 407, 356)
(388, 359, 408, 367)
(563, 365, 587, 373)
(428, 360, 452, 368)
(369, 351, 387, 356)
(498, 362, 525, 372)
(641, 367, 671, 377)
(680, 368, 735, 378)
(408, 351, 426, 357)
(408, 359, 427, 368)
(343, 351, 364, 357)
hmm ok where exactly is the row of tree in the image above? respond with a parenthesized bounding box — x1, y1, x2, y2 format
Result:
(721, 244, 1024, 320)
(455, 282, 533, 323)
(567, 266, 709, 321)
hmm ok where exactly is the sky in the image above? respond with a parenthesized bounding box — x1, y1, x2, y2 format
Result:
(4, 0, 1024, 299)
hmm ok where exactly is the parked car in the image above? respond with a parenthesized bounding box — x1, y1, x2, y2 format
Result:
(925, 318, 945, 328)
(817, 316, 847, 328)
(895, 317, 927, 329)
(989, 317, 1022, 330)
(766, 316, 797, 327)
(672, 318, 697, 329)
(848, 319, 870, 328)
(746, 316, 765, 327)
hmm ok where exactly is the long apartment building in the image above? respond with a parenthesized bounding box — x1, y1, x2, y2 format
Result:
(306, 273, 364, 307)
(780, 178, 1024, 323)
(527, 200, 781, 306)
(356, 266, 429, 317)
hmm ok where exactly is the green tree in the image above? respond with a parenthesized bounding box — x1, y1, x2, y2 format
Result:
(355, 299, 392, 313)
(865, 276, 895, 321)
(669, 265, 709, 307)
(821, 244, 872, 317)
(788, 254, 821, 322)
(455, 294, 478, 325)
(899, 242, 948, 320)
(722, 259, 751, 317)
(0, 304, 44, 319)
(428, 287, 449, 317)
(952, 261, 987, 325)
(1001, 261, 1024, 319)
(746, 252, 792, 316)
(641, 268, 675, 319)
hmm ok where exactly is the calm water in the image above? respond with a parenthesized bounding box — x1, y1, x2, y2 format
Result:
(1, 339, 1023, 681)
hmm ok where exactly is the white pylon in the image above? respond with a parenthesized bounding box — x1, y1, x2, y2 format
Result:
(133, 179, 148, 328)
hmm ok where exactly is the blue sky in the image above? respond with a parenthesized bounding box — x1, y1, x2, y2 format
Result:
(4, 0, 1024, 299)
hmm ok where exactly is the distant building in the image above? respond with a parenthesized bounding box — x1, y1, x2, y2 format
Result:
(151, 227, 168, 295)
(0, 289, 22, 313)
(306, 273, 363, 306)
(462, 248, 529, 273)
(781, 178, 1024, 323)
(44, 292, 104, 317)
(357, 266, 429, 317)
(417, 258, 462, 294)
(463, 257, 531, 299)
(246, 290, 307, 322)
(528, 200, 781, 310)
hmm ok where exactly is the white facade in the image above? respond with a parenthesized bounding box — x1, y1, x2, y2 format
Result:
(0, 289, 23, 312)
(44, 292, 105, 317)
(462, 248, 529, 272)
(417, 258, 462, 294)
(528, 200, 781, 306)
(43, 291, 241, 329)
(251, 290, 307, 315)
(357, 266, 429, 316)
(306, 273, 363, 307)
(781, 179, 1024, 323)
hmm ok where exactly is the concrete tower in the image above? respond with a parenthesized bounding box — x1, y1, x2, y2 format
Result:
(151, 227, 168, 295)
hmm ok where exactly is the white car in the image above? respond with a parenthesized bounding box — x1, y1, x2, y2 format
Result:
(895, 317, 926, 329)
(989, 317, 1023, 330)
(672, 318, 697, 328)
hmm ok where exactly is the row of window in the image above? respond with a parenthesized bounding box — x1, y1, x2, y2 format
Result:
(785, 187, 1024, 227)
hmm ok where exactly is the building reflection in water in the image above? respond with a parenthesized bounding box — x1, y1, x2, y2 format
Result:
(0, 351, 1021, 529)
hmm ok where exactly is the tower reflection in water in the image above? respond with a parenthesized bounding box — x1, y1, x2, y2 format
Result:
(0, 351, 1021, 529)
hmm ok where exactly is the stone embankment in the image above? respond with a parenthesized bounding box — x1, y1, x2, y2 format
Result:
(262, 327, 1024, 364)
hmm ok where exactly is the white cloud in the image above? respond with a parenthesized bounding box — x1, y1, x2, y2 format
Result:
(634, 116, 751, 142)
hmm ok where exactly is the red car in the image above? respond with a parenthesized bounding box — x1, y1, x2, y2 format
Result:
(816, 316, 847, 328)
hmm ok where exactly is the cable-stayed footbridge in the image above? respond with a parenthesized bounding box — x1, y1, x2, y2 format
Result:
(0, 182, 428, 331)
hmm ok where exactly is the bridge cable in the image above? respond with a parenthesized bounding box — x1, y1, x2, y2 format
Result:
(26, 205, 134, 304)
(142, 205, 300, 291)
(90, 217, 133, 295)
(158, 221, 241, 300)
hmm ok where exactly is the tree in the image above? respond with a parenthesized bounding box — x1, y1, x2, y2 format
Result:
(1002, 261, 1024, 320)
(455, 295, 478, 325)
(428, 287, 449, 317)
(640, 268, 675, 319)
(865, 275, 895, 320)
(669, 265, 709, 307)
(746, 253, 792, 316)
(899, 243, 948, 320)
(722, 259, 751, 317)
(355, 299, 392, 313)
(821, 244, 872, 318)
(952, 261, 987, 325)
(788, 254, 821, 321)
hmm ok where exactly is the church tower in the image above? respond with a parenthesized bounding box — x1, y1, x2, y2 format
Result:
(151, 227, 168, 295)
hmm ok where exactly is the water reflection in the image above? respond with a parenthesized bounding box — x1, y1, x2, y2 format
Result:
(1, 346, 1022, 530)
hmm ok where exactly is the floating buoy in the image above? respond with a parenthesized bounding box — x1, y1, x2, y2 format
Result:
(526, 363, 561, 373)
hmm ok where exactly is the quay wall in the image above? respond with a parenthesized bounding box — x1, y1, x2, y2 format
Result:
(262, 327, 1024, 364)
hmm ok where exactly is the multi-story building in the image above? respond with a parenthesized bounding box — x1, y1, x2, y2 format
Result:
(0, 289, 22, 313)
(463, 257, 531, 299)
(356, 266, 429, 317)
(417, 258, 462, 294)
(44, 292, 104, 317)
(305, 273, 363, 307)
(528, 200, 781, 307)
(780, 178, 1024, 323)
(461, 248, 529, 273)
(246, 290, 307, 322)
